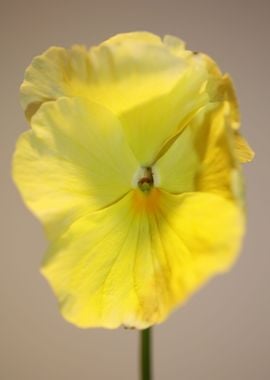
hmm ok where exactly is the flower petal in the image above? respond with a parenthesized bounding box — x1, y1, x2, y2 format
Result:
(20, 32, 190, 120)
(150, 191, 244, 313)
(153, 116, 201, 194)
(194, 103, 239, 200)
(119, 50, 246, 166)
(41, 189, 244, 329)
(41, 192, 160, 329)
(13, 97, 138, 239)
(234, 131, 255, 163)
(119, 55, 210, 165)
(155, 101, 242, 201)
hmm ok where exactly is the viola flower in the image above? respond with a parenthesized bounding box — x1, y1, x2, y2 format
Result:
(13, 32, 254, 329)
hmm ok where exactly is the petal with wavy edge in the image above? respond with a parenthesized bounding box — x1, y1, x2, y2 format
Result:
(20, 32, 191, 120)
(234, 131, 255, 163)
(154, 102, 238, 201)
(41, 192, 158, 329)
(13, 97, 138, 239)
(194, 104, 239, 201)
(119, 56, 210, 165)
(41, 189, 244, 329)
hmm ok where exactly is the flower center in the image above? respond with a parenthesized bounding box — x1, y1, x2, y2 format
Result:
(137, 167, 154, 193)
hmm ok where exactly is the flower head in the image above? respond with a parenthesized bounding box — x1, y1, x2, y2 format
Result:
(13, 32, 254, 329)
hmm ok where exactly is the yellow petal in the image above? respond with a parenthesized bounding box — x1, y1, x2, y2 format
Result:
(119, 55, 210, 165)
(234, 131, 255, 163)
(215, 73, 254, 163)
(153, 101, 240, 201)
(41, 189, 244, 329)
(151, 191, 245, 314)
(153, 121, 200, 193)
(13, 97, 138, 239)
(201, 55, 240, 129)
(119, 49, 243, 166)
(20, 32, 191, 120)
(193, 103, 239, 201)
(221, 74, 241, 130)
(41, 192, 160, 329)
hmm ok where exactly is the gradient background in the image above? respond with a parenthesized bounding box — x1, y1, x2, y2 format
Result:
(1, 0, 269, 379)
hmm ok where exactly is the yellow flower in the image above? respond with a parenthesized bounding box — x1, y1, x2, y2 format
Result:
(13, 32, 254, 329)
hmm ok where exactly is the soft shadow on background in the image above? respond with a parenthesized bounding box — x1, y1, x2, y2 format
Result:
(1, 0, 269, 379)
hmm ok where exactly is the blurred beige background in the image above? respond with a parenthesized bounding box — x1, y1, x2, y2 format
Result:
(1, 0, 269, 379)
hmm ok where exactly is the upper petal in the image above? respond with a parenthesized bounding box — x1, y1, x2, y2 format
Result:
(20, 32, 190, 120)
(118, 49, 248, 166)
(153, 114, 201, 194)
(13, 97, 138, 239)
(154, 102, 239, 201)
(119, 54, 210, 165)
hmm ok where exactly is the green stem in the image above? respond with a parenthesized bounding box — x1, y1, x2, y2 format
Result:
(140, 328, 152, 380)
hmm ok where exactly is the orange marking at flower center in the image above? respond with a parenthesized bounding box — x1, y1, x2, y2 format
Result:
(132, 188, 161, 214)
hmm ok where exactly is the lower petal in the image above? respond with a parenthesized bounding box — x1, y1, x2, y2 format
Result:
(150, 191, 245, 312)
(41, 188, 244, 329)
(41, 192, 163, 329)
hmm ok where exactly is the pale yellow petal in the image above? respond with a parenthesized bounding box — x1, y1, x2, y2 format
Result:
(118, 49, 244, 166)
(153, 122, 200, 193)
(20, 32, 191, 120)
(40, 185, 244, 329)
(13, 97, 138, 239)
(119, 54, 210, 165)
(41, 192, 164, 329)
(153, 102, 238, 200)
